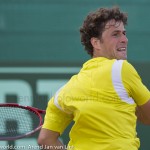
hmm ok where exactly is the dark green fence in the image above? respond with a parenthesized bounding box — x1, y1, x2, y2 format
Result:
(0, 1, 150, 149)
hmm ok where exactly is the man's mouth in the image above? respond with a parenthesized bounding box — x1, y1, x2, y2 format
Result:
(117, 47, 126, 51)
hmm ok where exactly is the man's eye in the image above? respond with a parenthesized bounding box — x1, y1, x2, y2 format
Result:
(123, 32, 126, 35)
(113, 33, 119, 37)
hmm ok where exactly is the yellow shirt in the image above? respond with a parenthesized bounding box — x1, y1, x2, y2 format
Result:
(43, 57, 150, 150)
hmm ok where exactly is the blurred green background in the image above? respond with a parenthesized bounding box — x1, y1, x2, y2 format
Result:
(0, 0, 150, 149)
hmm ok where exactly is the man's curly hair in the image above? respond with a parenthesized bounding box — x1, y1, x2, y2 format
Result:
(80, 6, 128, 56)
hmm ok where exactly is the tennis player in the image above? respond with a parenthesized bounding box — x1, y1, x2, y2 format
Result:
(38, 6, 150, 150)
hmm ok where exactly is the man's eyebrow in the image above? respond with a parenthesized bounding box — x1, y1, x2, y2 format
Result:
(112, 30, 126, 33)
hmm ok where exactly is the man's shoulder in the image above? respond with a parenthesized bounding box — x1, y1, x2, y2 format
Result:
(111, 59, 138, 75)
(113, 59, 134, 68)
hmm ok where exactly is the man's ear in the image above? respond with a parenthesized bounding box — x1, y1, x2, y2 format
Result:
(90, 37, 101, 50)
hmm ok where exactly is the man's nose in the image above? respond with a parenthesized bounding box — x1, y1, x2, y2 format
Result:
(121, 35, 128, 43)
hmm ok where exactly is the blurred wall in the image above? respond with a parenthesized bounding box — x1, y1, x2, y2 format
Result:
(0, 0, 150, 150)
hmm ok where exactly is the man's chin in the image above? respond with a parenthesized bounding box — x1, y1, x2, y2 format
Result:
(116, 55, 127, 60)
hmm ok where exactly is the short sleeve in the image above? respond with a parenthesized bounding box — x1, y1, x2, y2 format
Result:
(122, 61, 150, 105)
(42, 97, 73, 134)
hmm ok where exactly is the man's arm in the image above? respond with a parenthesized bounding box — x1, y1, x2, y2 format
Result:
(38, 128, 65, 150)
(136, 99, 150, 125)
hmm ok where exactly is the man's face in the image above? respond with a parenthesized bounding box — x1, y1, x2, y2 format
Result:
(99, 20, 128, 60)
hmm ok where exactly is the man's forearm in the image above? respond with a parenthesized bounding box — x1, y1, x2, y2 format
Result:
(41, 139, 65, 150)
